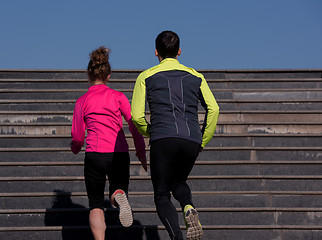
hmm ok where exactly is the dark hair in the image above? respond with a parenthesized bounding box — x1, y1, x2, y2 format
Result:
(155, 31, 180, 59)
(87, 46, 111, 84)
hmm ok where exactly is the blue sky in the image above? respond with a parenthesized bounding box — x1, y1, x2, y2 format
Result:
(0, 0, 321, 70)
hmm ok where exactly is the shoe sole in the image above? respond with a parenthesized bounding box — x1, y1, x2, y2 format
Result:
(185, 208, 203, 240)
(114, 193, 133, 227)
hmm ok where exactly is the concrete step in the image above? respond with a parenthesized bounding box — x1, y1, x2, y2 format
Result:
(1, 226, 169, 240)
(0, 89, 85, 100)
(0, 164, 147, 177)
(208, 79, 322, 89)
(212, 69, 322, 79)
(0, 145, 320, 153)
(2, 191, 322, 209)
(199, 148, 322, 161)
(1, 121, 321, 135)
(218, 100, 322, 110)
(0, 79, 138, 90)
(0, 69, 321, 80)
(1, 88, 322, 101)
(7, 148, 292, 164)
(216, 121, 322, 134)
(0, 70, 139, 79)
(0, 145, 321, 161)
(2, 226, 322, 240)
(0, 80, 89, 89)
(2, 207, 322, 227)
(1, 110, 321, 124)
(0, 101, 77, 111)
(0, 134, 321, 148)
(1, 78, 321, 90)
(1, 99, 322, 111)
(2, 160, 322, 177)
(2, 176, 322, 193)
(1, 226, 322, 240)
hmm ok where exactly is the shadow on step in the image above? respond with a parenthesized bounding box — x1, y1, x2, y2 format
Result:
(44, 190, 160, 240)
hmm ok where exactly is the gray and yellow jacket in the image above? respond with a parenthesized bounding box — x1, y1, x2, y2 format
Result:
(131, 58, 219, 148)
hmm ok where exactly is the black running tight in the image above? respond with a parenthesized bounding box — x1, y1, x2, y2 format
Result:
(150, 138, 201, 240)
(84, 152, 130, 210)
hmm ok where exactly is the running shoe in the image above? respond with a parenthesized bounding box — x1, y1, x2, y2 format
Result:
(183, 204, 203, 240)
(114, 190, 133, 227)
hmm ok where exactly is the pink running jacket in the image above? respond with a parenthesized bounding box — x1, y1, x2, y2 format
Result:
(71, 84, 146, 159)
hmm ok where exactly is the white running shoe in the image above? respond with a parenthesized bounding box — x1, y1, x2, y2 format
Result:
(114, 190, 133, 227)
(184, 204, 203, 240)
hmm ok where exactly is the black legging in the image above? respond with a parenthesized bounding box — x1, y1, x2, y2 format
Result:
(150, 138, 201, 240)
(84, 152, 130, 210)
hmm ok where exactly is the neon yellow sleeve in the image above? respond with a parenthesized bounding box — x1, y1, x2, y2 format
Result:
(131, 72, 151, 136)
(200, 77, 219, 147)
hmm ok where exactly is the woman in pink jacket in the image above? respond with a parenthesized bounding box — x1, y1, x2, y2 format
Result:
(71, 46, 147, 240)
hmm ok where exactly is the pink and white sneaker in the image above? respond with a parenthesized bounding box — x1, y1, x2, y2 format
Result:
(114, 190, 133, 227)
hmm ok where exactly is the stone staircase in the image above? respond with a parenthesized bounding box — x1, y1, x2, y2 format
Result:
(0, 69, 322, 240)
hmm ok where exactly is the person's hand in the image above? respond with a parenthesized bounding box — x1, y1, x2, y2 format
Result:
(139, 157, 148, 172)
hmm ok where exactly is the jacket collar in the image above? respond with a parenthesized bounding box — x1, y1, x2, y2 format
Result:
(160, 58, 180, 65)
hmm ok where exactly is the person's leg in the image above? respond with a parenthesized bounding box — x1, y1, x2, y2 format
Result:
(170, 139, 200, 210)
(89, 208, 106, 240)
(84, 152, 109, 239)
(108, 152, 133, 227)
(171, 181, 193, 210)
(169, 139, 203, 240)
(150, 138, 184, 240)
